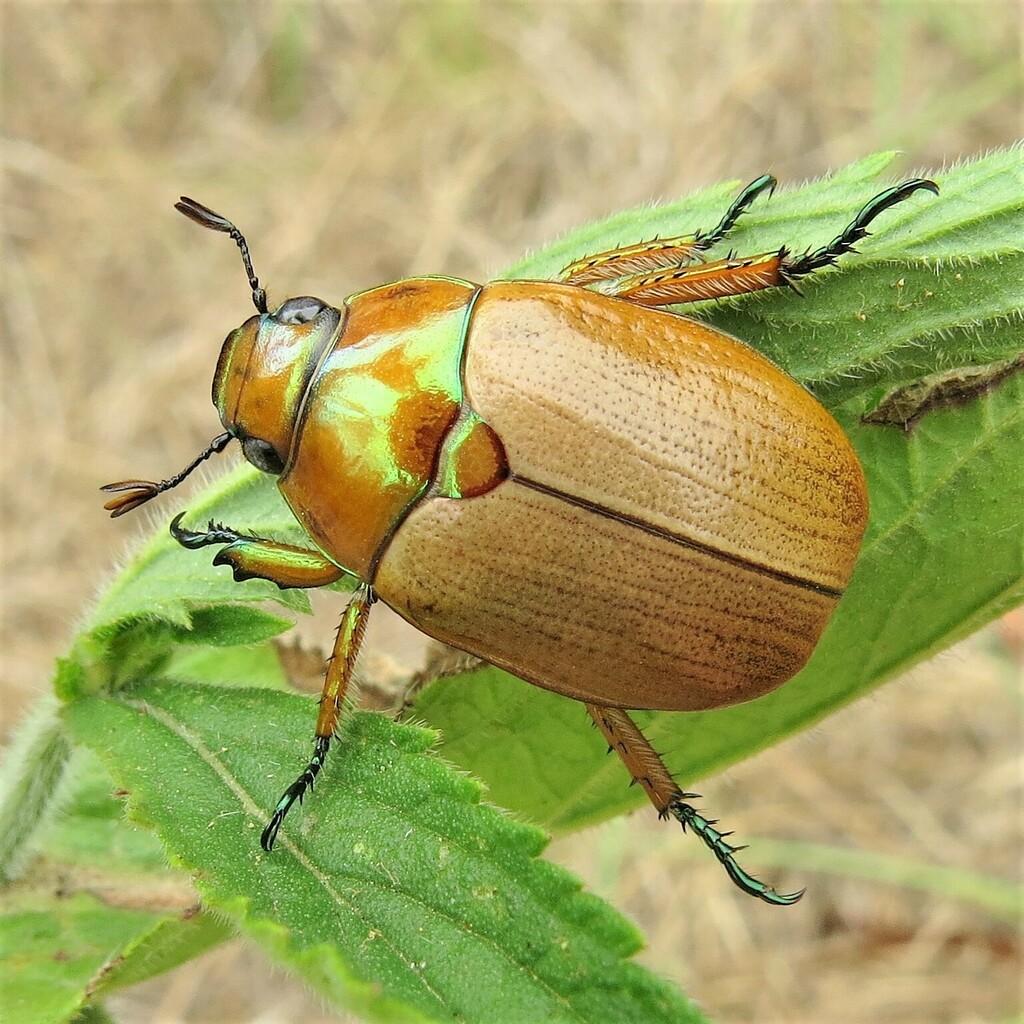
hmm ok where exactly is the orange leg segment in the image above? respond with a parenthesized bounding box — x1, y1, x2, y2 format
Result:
(560, 173, 776, 286)
(613, 251, 787, 306)
(562, 176, 938, 311)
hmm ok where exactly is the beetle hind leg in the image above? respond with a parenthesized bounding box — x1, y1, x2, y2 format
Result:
(585, 703, 804, 906)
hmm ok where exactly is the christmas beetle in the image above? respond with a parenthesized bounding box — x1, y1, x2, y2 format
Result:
(103, 174, 938, 904)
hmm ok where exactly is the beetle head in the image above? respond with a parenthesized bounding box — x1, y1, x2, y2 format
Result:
(175, 196, 343, 476)
(101, 198, 342, 517)
(212, 297, 342, 474)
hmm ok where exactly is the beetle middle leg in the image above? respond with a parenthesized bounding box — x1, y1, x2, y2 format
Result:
(585, 703, 804, 906)
(261, 583, 376, 850)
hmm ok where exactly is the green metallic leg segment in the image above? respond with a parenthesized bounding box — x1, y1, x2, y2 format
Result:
(691, 173, 777, 251)
(169, 512, 346, 589)
(782, 178, 939, 281)
(668, 803, 804, 906)
(261, 583, 376, 850)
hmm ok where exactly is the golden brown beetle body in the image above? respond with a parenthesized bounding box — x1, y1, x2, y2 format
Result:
(103, 175, 937, 903)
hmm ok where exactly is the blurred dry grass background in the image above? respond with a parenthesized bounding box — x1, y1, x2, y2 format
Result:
(2, 2, 1021, 1022)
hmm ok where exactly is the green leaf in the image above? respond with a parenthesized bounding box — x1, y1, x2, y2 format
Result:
(64, 685, 702, 1024)
(88, 911, 232, 998)
(416, 147, 1024, 832)
(0, 747, 231, 1022)
(0, 893, 158, 1024)
(8, 149, 1019, 1022)
(164, 641, 288, 689)
(177, 605, 295, 647)
(0, 892, 231, 1024)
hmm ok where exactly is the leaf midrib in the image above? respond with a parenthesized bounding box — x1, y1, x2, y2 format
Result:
(130, 696, 604, 1024)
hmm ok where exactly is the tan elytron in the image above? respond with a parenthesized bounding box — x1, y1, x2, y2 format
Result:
(375, 281, 868, 709)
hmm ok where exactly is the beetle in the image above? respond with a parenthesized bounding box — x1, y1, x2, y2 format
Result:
(103, 174, 937, 904)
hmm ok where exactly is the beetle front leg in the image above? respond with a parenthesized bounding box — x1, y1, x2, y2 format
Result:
(585, 703, 804, 906)
(261, 582, 375, 850)
(169, 512, 346, 589)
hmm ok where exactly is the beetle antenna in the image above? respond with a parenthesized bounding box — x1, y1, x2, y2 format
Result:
(784, 178, 939, 280)
(670, 798, 805, 906)
(101, 431, 233, 517)
(694, 173, 777, 251)
(175, 197, 269, 314)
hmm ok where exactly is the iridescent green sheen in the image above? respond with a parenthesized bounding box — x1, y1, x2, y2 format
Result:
(305, 313, 463, 486)
(279, 278, 479, 577)
(214, 538, 344, 588)
(434, 409, 490, 499)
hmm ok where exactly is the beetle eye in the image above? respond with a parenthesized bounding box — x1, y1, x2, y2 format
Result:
(277, 296, 324, 325)
(242, 437, 286, 475)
